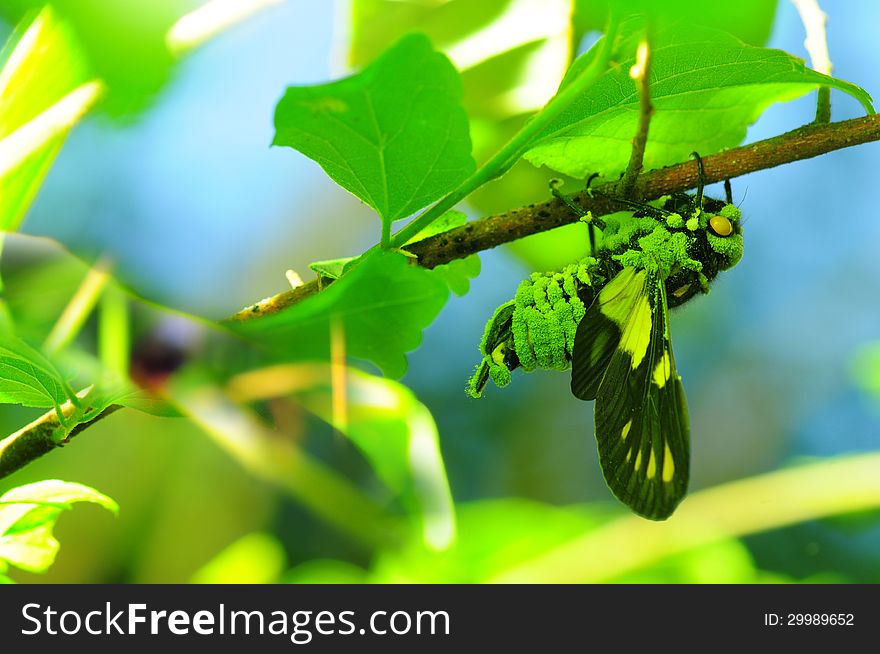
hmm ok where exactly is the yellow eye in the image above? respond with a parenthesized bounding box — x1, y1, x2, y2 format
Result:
(709, 214, 734, 237)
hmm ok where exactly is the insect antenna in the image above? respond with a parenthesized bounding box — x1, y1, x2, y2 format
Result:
(724, 178, 733, 205)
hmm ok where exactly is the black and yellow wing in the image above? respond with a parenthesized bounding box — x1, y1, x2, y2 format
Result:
(571, 267, 690, 520)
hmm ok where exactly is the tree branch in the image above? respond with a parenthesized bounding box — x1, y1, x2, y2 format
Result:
(228, 112, 880, 321)
(7, 113, 880, 478)
(0, 403, 120, 480)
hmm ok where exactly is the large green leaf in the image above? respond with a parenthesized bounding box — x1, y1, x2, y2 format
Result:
(274, 33, 474, 225)
(230, 250, 449, 378)
(0, 7, 97, 231)
(0, 479, 117, 574)
(0, 334, 71, 408)
(525, 21, 874, 178)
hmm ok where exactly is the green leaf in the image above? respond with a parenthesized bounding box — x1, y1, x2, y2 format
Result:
(349, 0, 514, 67)
(525, 21, 875, 178)
(0, 7, 98, 230)
(349, 0, 573, 118)
(370, 499, 609, 582)
(851, 342, 880, 400)
(289, 364, 456, 550)
(273, 33, 475, 224)
(431, 256, 481, 297)
(308, 257, 356, 281)
(191, 532, 286, 584)
(407, 209, 481, 296)
(348, 1, 576, 241)
(1, 0, 190, 118)
(0, 479, 117, 574)
(0, 333, 71, 408)
(573, 0, 780, 47)
(231, 250, 449, 378)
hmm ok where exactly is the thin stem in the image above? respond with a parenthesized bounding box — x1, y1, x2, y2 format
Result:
(815, 87, 831, 124)
(791, 0, 833, 123)
(380, 218, 392, 250)
(388, 16, 622, 249)
(43, 258, 111, 355)
(619, 37, 653, 197)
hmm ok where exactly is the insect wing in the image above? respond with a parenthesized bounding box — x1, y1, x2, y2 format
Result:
(593, 273, 690, 520)
(571, 267, 646, 401)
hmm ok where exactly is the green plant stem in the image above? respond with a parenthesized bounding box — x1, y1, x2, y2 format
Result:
(99, 286, 129, 378)
(43, 258, 111, 355)
(380, 218, 392, 250)
(791, 0, 833, 123)
(227, 112, 880, 321)
(619, 36, 653, 197)
(815, 87, 831, 123)
(489, 452, 880, 583)
(388, 17, 621, 248)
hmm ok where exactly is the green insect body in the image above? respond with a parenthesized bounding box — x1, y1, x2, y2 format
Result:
(467, 191, 744, 520)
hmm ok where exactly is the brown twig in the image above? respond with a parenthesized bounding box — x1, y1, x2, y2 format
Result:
(0, 404, 120, 480)
(228, 112, 880, 321)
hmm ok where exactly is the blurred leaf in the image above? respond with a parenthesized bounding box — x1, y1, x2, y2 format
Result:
(432, 256, 481, 297)
(3, 247, 90, 342)
(350, 0, 572, 118)
(283, 559, 368, 584)
(851, 342, 880, 400)
(610, 538, 759, 583)
(274, 33, 475, 226)
(349, 0, 515, 65)
(190, 532, 286, 584)
(231, 250, 449, 378)
(0, 0, 191, 117)
(289, 364, 456, 551)
(573, 0, 779, 47)
(0, 7, 98, 230)
(369, 499, 610, 582)
(525, 20, 874, 178)
(505, 222, 591, 272)
(0, 479, 117, 574)
(0, 333, 72, 408)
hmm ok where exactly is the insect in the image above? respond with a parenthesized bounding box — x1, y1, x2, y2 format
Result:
(467, 156, 744, 520)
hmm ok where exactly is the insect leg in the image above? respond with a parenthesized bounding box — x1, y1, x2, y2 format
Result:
(724, 178, 733, 205)
(690, 151, 706, 208)
(550, 179, 605, 255)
